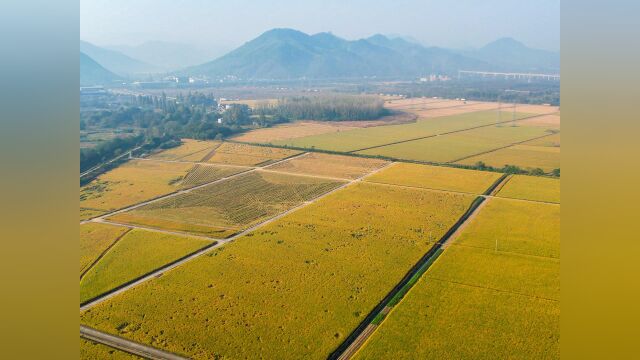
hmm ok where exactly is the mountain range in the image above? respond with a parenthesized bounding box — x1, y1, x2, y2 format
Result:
(80, 52, 120, 86)
(80, 28, 560, 83)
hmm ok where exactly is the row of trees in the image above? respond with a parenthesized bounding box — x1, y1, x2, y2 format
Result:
(255, 95, 388, 121)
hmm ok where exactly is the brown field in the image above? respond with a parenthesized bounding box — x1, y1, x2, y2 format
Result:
(411, 102, 503, 118)
(511, 104, 559, 114)
(518, 114, 561, 129)
(265, 153, 389, 180)
(385, 98, 472, 110)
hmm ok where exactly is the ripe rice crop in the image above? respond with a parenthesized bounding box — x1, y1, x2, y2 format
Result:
(179, 164, 249, 188)
(266, 153, 388, 180)
(148, 139, 220, 161)
(454, 198, 560, 258)
(80, 183, 474, 359)
(273, 110, 533, 152)
(80, 229, 211, 303)
(524, 132, 561, 147)
(80, 223, 129, 275)
(357, 124, 550, 163)
(205, 142, 302, 166)
(456, 144, 560, 172)
(80, 160, 193, 212)
(366, 162, 501, 194)
(80, 339, 139, 359)
(355, 278, 559, 360)
(497, 175, 560, 203)
(108, 171, 345, 237)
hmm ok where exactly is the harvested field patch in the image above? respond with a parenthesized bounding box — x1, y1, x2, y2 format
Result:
(365, 162, 501, 194)
(80, 229, 210, 303)
(266, 153, 388, 180)
(205, 142, 302, 166)
(80, 183, 474, 359)
(80, 223, 129, 275)
(497, 175, 560, 203)
(511, 104, 559, 114)
(149, 139, 219, 161)
(79, 160, 193, 212)
(454, 198, 560, 258)
(456, 144, 560, 172)
(358, 124, 550, 163)
(517, 114, 560, 129)
(80, 338, 140, 359)
(179, 164, 249, 188)
(108, 171, 345, 237)
(356, 279, 559, 360)
(410, 102, 502, 118)
(274, 110, 533, 152)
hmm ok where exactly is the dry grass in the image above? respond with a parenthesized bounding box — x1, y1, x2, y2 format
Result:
(266, 153, 388, 180)
(497, 175, 561, 203)
(80, 183, 474, 359)
(365, 162, 501, 194)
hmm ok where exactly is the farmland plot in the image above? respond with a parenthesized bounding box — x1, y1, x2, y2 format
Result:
(81, 183, 475, 359)
(497, 175, 561, 203)
(80, 223, 129, 275)
(358, 124, 551, 163)
(454, 198, 560, 258)
(366, 162, 501, 194)
(204, 142, 302, 166)
(232, 121, 359, 143)
(148, 139, 220, 161)
(456, 144, 560, 172)
(356, 197, 560, 360)
(273, 110, 532, 152)
(80, 160, 193, 212)
(179, 164, 249, 188)
(266, 153, 388, 180)
(109, 171, 345, 237)
(80, 229, 211, 303)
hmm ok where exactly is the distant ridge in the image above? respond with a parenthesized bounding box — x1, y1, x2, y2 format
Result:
(183, 29, 558, 80)
(81, 40, 156, 75)
(80, 52, 119, 86)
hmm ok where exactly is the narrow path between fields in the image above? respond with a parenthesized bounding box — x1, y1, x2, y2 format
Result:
(80, 161, 394, 312)
(81, 325, 188, 360)
(328, 175, 512, 360)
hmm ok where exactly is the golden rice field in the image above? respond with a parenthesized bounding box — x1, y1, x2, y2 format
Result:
(232, 121, 359, 143)
(80, 339, 139, 359)
(108, 171, 345, 237)
(266, 153, 389, 180)
(358, 124, 550, 163)
(273, 111, 533, 152)
(80, 208, 106, 221)
(524, 132, 561, 146)
(204, 142, 302, 166)
(517, 114, 561, 129)
(365, 162, 501, 194)
(456, 144, 560, 172)
(80, 229, 211, 303)
(454, 198, 560, 258)
(355, 278, 559, 360)
(80, 223, 129, 275)
(497, 175, 561, 203)
(80, 160, 193, 212)
(356, 196, 560, 360)
(80, 182, 475, 359)
(149, 139, 220, 161)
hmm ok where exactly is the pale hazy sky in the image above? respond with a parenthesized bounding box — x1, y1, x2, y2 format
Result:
(81, 0, 560, 52)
